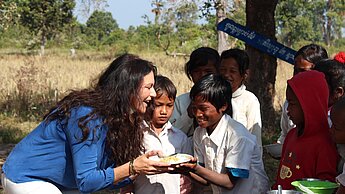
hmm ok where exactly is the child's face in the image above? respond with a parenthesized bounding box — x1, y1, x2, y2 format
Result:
(151, 93, 174, 128)
(330, 108, 345, 144)
(190, 62, 217, 83)
(286, 87, 304, 127)
(191, 96, 227, 131)
(219, 58, 245, 92)
(293, 55, 314, 75)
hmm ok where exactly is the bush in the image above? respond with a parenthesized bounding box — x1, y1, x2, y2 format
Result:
(0, 58, 58, 121)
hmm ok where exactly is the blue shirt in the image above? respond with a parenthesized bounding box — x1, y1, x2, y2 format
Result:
(3, 106, 127, 193)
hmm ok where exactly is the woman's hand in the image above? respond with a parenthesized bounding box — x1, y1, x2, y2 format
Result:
(133, 150, 171, 175)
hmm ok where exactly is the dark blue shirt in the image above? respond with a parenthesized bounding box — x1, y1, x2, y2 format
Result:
(3, 106, 127, 193)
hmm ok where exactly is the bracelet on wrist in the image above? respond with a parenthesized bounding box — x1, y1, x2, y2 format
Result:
(129, 159, 136, 175)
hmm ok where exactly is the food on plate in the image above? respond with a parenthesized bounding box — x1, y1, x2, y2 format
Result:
(158, 153, 193, 165)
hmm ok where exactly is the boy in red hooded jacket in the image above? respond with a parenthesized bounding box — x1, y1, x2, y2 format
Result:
(274, 70, 339, 189)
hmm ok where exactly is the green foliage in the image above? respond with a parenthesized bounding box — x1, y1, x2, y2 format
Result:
(0, 1, 20, 31)
(276, 0, 345, 47)
(85, 10, 118, 43)
(199, 0, 246, 49)
(0, 0, 344, 54)
(0, 25, 33, 49)
(16, 0, 75, 48)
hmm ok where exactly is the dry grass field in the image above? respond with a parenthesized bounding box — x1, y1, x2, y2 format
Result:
(0, 51, 292, 109)
(0, 51, 293, 192)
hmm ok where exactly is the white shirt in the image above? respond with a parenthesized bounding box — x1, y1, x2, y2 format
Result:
(337, 163, 345, 186)
(277, 100, 296, 144)
(232, 84, 262, 147)
(170, 92, 194, 137)
(193, 114, 269, 194)
(134, 121, 192, 194)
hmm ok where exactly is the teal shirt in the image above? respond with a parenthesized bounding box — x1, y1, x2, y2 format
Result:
(3, 106, 128, 193)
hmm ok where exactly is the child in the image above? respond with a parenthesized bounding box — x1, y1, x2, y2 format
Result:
(123, 75, 192, 194)
(314, 59, 345, 173)
(277, 43, 329, 144)
(219, 48, 262, 147)
(314, 59, 345, 111)
(177, 74, 269, 193)
(330, 97, 345, 194)
(274, 70, 339, 189)
(170, 47, 219, 137)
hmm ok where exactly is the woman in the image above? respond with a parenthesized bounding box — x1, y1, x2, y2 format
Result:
(1, 54, 171, 194)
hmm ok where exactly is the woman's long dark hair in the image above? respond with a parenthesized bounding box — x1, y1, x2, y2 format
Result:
(45, 54, 157, 165)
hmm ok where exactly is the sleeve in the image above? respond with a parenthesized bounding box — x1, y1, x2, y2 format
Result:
(226, 168, 249, 178)
(246, 95, 262, 146)
(277, 100, 295, 144)
(337, 164, 345, 186)
(169, 94, 194, 135)
(65, 108, 115, 193)
(224, 137, 255, 170)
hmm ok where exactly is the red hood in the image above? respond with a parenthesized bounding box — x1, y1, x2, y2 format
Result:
(287, 70, 329, 138)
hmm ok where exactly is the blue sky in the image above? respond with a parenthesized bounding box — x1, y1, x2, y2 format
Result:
(106, 0, 153, 29)
(75, 0, 154, 29)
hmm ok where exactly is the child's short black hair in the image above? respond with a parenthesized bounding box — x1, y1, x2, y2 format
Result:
(154, 75, 177, 100)
(314, 59, 345, 95)
(185, 47, 220, 81)
(220, 48, 249, 76)
(294, 44, 328, 64)
(190, 74, 232, 116)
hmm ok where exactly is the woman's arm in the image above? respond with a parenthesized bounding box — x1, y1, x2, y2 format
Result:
(114, 150, 171, 184)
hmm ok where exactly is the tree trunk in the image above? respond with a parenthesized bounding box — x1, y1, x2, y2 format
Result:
(246, 0, 278, 132)
(40, 30, 46, 56)
(326, 0, 333, 46)
(216, 0, 229, 54)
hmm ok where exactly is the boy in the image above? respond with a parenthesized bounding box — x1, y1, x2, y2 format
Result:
(170, 47, 219, 137)
(219, 48, 262, 148)
(331, 97, 345, 194)
(177, 74, 269, 193)
(122, 75, 192, 194)
(277, 43, 329, 144)
(274, 70, 339, 189)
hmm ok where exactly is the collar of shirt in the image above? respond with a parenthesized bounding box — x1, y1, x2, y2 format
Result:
(200, 114, 229, 147)
(232, 84, 246, 98)
(144, 121, 176, 137)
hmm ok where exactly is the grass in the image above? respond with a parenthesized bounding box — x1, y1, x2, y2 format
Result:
(0, 50, 292, 192)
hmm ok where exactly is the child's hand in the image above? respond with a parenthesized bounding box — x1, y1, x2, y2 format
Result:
(168, 157, 197, 174)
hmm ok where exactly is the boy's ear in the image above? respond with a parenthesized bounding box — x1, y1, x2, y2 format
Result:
(335, 87, 345, 100)
(244, 69, 250, 80)
(220, 104, 228, 113)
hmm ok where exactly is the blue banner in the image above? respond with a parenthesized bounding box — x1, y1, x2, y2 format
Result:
(217, 18, 296, 64)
